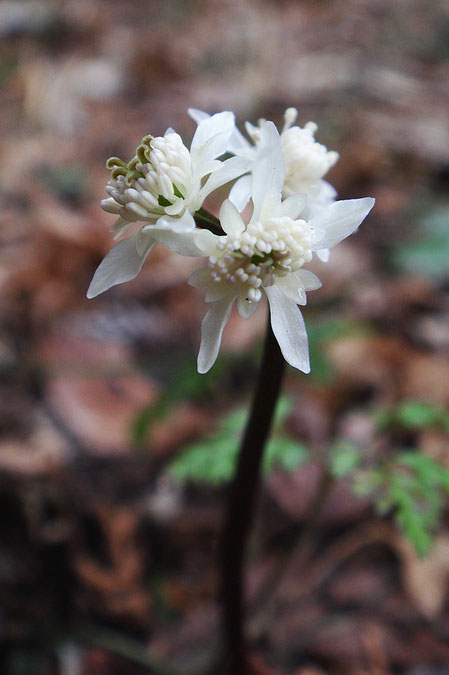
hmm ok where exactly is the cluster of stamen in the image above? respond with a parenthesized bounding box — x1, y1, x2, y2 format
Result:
(101, 133, 192, 223)
(207, 216, 313, 302)
(280, 108, 339, 195)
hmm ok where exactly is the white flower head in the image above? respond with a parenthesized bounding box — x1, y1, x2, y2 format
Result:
(88, 112, 248, 298)
(189, 121, 374, 374)
(189, 106, 339, 211)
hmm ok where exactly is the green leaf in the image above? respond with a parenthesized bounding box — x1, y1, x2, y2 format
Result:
(263, 438, 309, 473)
(353, 451, 449, 557)
(329, 441, 362, 478)
(376, 400, 449, 432)
(168, 396, 308, 485)
(169, 437, 239, 485)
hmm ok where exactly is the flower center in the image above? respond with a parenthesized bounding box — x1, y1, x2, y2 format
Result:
(281, 124, 339, 195)
(207, 216, 313, 302)
(102, 133, 192, 222)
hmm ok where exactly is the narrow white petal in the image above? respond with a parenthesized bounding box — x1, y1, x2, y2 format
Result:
(194, 229, 223, 255)
(295, 269, 322, 290)
(279, 194, 306, 219)
(150, 227, 204, 257)
(227, 126, 251, 154)
(310, 197, 375, 250)
(190, 111, 235, 165)
(188, 107, 249, 155)
(113, 223, 134, 240)
(197, 295, 235, 374)
(165, 201, 186, 216)
(155, 211, 196, 233)
(188, 108, 210, 125)
(188, 267, 212, 288)
(265, 285, 310, 373)
(111, 217, 134, 240)
(316, 248, 330, 262)
(110, 216, 128, 232)
(251, 121, 285, 221)
(219, 199, 245, 236)
(205, 285, 232, 302)
(87, 234, 155, 298)
(237, 296, 259, 319)
(275, 275, 306, 304)
(229, 174, 252, 212)
(199, 156, 249, 201)
(196, 159, 222, 180)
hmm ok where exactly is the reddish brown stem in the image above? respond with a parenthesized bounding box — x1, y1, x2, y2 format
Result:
(220, 316, 285, 674)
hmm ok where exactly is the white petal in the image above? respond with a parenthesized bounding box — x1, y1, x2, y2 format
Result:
(295, 269, 322, 291)
(229, 174, 252, 212)
(164, 201, 187, 216)
(219, 199, 245, 236)
(110, 217, 134, 240)
(188, 108, 210, 125)
(194, 229, 223, 255)
(190, 111, 235, 165)
(197, 295, 235, 374)
(150, 227, 204, 257)
(251, 121, 285, 221)
(265, 285, 310, 373)
(310, 197, 375, 250)
(87, 234, 155, 298)
(279, 194, 306, 219)
(189, 108, 249, 155)
(155, 211, 196, 233)
(188, 267, 212, 288)
(226, 125, 251, 154)
(110, 216, 128, 232)
(316, 248, 330, 262)
(205, 285, 232, 302)
(275, 275, 306, 304)
(196, 159, 222, 180)
(237, 296, 259, 319)
(199, 156, 249, 200)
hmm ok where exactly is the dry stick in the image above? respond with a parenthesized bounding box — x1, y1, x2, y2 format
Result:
(220, 315, 286, 674)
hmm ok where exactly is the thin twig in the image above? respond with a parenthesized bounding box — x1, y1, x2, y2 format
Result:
(220, 315, 286, 674)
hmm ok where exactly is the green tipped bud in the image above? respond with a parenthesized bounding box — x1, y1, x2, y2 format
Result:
(106, 156, 127, 170)
(110, 166, 127, 179)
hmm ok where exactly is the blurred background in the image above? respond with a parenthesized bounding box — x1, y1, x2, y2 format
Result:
(1, 0, 449, 673)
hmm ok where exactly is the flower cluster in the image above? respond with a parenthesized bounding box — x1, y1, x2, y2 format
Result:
(88, 109, 374, 374)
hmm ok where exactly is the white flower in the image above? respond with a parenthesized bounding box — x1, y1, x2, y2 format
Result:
(88, 112, 248, 298)
(189, 106, 339, 212)
(189, 107, 339, 264)
(189, 121, 374, 374)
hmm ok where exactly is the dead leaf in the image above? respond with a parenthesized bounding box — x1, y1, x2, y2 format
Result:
(396, 534, 449, 619)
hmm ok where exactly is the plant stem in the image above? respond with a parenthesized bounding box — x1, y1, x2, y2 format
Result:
(220, 315, 286, 674)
